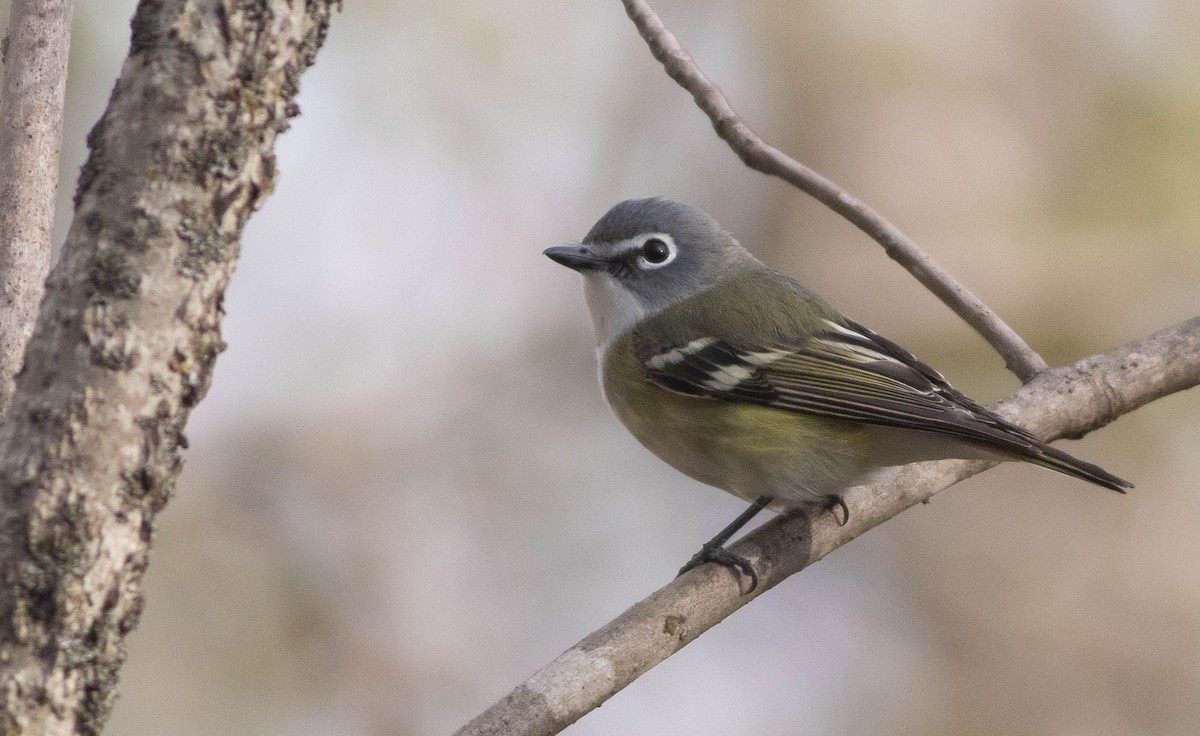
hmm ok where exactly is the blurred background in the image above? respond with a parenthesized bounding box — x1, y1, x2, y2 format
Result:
(3, 0, 1199, 733)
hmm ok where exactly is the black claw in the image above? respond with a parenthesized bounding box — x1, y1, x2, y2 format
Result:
(826, 495, 849, 526)
(678, 544, 759, 593)
(677, 497, 772, 594)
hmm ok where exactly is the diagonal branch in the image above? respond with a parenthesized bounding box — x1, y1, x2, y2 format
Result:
(619, 0, 1048, 381)
(0, 0, 73, 413)
(455, 315, 1200, 736)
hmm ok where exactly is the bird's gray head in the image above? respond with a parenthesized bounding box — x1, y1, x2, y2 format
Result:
(544, 198, 754, 347)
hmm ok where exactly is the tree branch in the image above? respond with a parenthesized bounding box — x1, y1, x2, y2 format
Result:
(455, 315, 1200, 736)
(0, 0, 73, 413)
(0, 2, 337, 734)
(619, 0, 1048, 381)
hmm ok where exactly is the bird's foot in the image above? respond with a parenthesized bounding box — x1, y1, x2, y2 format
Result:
(678, 543, 759, 593)
(826, 495, 849, 526)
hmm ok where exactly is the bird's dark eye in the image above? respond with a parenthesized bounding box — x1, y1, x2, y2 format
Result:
(642, 238, 671, 264)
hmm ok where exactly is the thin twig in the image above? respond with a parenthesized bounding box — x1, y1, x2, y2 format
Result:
(0, 0, 73, 413)
(619, 0, 1048, 381)
(455, 315, 1200, 736)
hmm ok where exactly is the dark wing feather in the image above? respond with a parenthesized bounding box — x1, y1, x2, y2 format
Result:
(634, 318, 1130, 492)
(629, 264, 1130, 491)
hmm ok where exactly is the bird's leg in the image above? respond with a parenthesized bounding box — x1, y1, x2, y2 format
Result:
(825, 495, 850, 526)
(678, 496, 772, 593)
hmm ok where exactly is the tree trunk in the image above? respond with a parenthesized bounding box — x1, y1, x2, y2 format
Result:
(0, 2, 337, 733)
(0, 0, 73, 412)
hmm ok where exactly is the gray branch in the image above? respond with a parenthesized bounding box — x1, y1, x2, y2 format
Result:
(456, 315, 1200, 736)
(0, 1, 337, 734)
(0, 0, 73, 413)
(619, 0, 1048, 381)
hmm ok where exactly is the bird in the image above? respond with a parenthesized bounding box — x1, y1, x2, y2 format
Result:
(544, 197, 1130, 591)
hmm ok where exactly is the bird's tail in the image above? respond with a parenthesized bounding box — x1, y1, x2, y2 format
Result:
(1021, 442, 1133, 493)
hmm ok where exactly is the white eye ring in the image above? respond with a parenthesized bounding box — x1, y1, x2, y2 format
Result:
(635, 233, 677, 269)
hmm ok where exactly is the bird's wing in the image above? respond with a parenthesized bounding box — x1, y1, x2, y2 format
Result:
(633, 317, 1045, 453)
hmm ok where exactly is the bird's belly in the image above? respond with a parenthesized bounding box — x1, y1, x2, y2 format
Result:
(607, 380, 875, 506)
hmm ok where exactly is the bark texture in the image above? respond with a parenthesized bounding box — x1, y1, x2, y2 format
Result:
(0, 0, 73, 412)
(456, 316, 1200, 736)
(0, 1, 336, 734)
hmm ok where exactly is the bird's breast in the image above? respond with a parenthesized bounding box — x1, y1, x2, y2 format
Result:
(599, 334, 877, 505)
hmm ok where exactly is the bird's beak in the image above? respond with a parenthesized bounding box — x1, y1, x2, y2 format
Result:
(543, 244, 608, 272)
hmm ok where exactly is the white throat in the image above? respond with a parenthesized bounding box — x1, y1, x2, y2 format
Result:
(583, 273, 651, 352)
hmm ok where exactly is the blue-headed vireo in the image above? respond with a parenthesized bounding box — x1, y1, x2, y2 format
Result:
(545, 197, 1130, 590)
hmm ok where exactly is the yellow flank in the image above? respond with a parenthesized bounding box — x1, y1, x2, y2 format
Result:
(603, 332, 873, 505)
